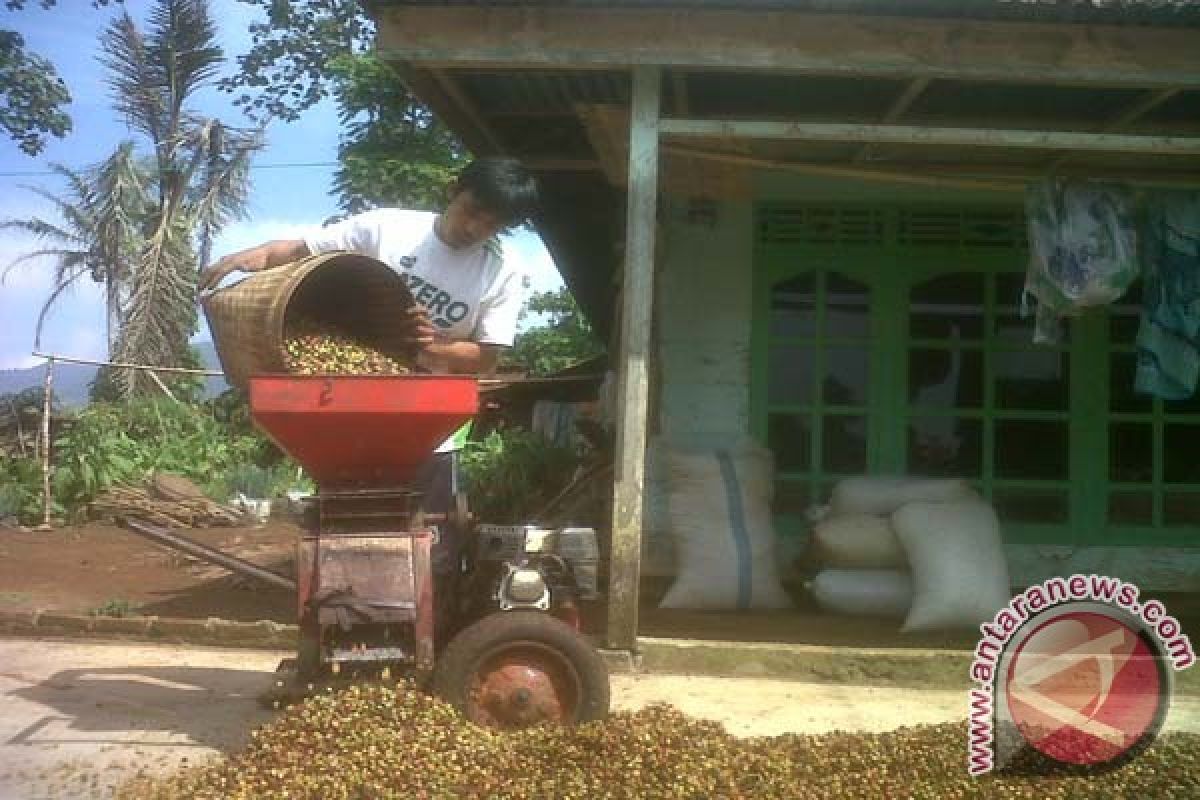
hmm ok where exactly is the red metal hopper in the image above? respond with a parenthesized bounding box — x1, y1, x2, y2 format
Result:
(249, 375, 478, 488)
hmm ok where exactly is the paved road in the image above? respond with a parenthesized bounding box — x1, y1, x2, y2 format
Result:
(1, 636, 1197, 799)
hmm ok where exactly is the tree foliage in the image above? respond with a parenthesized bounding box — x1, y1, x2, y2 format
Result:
(327, 52, 464, 213)
(221, 0, 464, 211)
(1, 0, 121, 155)
(505, 287, 604, 377)
(0, 29, 71, 155)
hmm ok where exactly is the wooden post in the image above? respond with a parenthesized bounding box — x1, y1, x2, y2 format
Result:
(37, 358, 54, 531)
(606, 65, 661, 652)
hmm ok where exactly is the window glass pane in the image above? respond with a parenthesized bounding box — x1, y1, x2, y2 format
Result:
(1110, 352, 1153, 413)
(907, 417, 982, 478)
(768, 345, 814, 405)
(908, 348, 983, 408)
(994, 350, 1068, 411)
(1164, 492, 1200, 526)
(994, 272, 1025, 311)
(821, 415, 867, 473)
(770, 273, 817, 337)
(995, 421, 1068, 479)
(825, 273, 870, 338)
(1163, 390, 1200, 415)
(1164, 425, 1200, 483)
(994, 311, 1035, 344)
(1108, 283, 1142, 343)
(909, 273, 985, 340)
(1110, 423, 1153, 482)
(768, 414, 811, 472)
(992, 488, 1068, 523)
(1109, 492, 1153, 525)
(824, 346, 869, 406)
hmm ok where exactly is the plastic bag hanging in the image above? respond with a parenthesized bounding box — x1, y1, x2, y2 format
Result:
(1022, 179, 1140, 343)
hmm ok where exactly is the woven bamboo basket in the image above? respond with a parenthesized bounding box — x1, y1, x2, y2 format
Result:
(201, 252, 418, 389)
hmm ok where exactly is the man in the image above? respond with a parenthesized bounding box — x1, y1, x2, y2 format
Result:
(199, 157, 538, 377)
(200, 157, 539, 616)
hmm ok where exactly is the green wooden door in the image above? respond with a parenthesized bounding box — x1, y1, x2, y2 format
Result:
(752, 203, 1200, 550)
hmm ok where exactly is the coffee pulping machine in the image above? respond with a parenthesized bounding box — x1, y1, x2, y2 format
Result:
(123, 373, 609, 729)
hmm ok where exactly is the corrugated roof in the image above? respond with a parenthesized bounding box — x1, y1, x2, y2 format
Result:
(372, 0, 1200, 27)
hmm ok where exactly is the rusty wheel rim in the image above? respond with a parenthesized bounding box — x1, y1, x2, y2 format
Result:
(465, 640, 583, 729)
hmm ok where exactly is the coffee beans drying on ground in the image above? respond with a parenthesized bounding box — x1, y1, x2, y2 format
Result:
(117, 682, 1200, 800)
(284, 319, 410, 376)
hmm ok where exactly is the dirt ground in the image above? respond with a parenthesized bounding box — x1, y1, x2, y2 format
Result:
(3, 520, 1197, 653)
(0, 519, 988, 650)
(0, 520, 298, 623)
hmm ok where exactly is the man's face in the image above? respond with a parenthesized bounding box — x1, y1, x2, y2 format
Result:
(437, 188, 506, 249)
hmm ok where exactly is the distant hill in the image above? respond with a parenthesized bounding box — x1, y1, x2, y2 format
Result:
(0, 341, 228, 407)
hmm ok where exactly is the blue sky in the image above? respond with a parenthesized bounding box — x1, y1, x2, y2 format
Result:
(0, 0, 562, 370)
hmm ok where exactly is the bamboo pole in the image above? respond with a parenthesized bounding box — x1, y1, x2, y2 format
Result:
(37, 358, 54, 532)
(30, 351, 223, 376)
(147, 370, 180, 402)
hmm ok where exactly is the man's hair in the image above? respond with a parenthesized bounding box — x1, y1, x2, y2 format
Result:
(455, 158, 539, 226)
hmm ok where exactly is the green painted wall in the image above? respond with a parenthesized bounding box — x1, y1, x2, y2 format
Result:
(649, 172, 1200, 591)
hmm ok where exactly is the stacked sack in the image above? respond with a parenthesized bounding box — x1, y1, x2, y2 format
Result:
(808, 477, 1012, 632)
(659, 438, 792, 611)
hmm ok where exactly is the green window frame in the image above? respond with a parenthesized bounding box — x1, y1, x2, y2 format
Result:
(751, 203, 1200, 548)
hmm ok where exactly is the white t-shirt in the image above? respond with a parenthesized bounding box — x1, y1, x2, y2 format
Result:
(304, 208, 523, 347)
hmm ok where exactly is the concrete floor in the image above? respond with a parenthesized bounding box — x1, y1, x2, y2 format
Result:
(1, 636, 1198, 800)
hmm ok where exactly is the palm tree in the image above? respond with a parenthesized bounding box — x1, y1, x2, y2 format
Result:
(101, 0, 260, 397)
(4, 0, 260, 399)
(1, 142, 145, 354)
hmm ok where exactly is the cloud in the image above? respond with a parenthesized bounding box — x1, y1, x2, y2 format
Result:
(210, 219, 317, 262)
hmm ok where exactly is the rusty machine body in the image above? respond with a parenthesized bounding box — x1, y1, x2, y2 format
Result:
(124, 374, 609, 728)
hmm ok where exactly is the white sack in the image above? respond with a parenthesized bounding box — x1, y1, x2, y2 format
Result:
(661, 441, 791, 610)
(812, 513, 907, 569)
(830, 476, 976, 517)
(892, 500, 1012, 632)
(811, 569, 913, 618)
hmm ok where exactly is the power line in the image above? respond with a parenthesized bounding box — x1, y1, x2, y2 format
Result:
(0, 161, 341, 179)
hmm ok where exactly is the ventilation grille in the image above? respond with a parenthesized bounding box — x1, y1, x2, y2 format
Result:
(758, 206, 1026, 249)
(758, 206, 885, 246)
(899, 209, 1026, 249)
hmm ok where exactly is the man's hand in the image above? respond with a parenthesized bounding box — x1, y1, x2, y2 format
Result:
(198, 239, 310, 292)
(405, 306, 437, 349)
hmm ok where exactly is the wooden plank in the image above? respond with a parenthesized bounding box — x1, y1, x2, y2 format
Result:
(428, 68, 507, 153)
(660, 119, 1200, 155)
(854, 77, 930, 163)
(397, 67, 498, 156)
(663, 145, 1023, 193)
(1046, 88, 1183, 171)
(1104, 88, 1183, 132)
(375, 7, 1200, 89)
(607, 66, 661, 652)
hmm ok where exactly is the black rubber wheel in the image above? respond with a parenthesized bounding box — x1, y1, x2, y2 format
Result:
(432, 611, 610, 729)
(296, 632, 322, 679)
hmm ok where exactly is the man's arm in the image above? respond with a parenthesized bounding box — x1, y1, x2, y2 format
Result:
(198, 239, 311, 291)
(421, 340, 502, 376)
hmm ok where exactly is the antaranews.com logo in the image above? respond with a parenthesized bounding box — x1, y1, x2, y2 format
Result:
(967, 574, 1195, 775)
